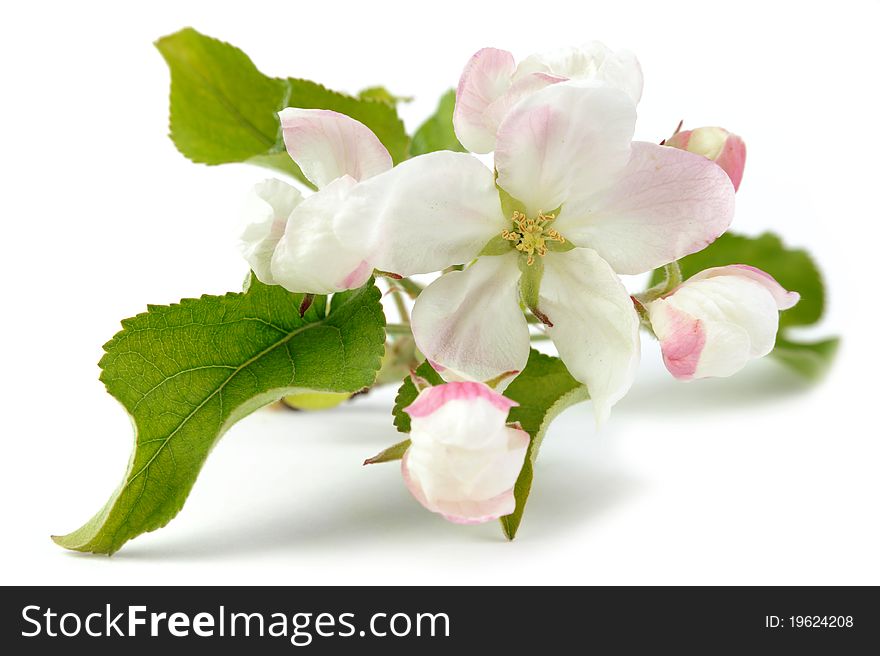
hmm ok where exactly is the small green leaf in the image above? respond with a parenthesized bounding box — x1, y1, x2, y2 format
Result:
(156, 28, 410, 183)
(480, 234, 515, 256)
(410, 89, 466, 156)
(651, 232, 825, 329)
(364, 439, 411, 465)
(497, 184, 526, 218)
(772, 335, 840, 380)
(391, 361, 444, 434)
(501, 350, 588, 540)
(358, 86, 413, 105)
(53, 275, 385, 554)
(388, 352, 588, 539)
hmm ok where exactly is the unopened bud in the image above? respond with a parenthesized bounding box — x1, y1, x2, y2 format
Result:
(665, 126, 746, 191)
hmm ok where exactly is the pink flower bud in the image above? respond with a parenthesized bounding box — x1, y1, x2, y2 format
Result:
(402, 382, 529, 524)
(665, 126, 746, 191)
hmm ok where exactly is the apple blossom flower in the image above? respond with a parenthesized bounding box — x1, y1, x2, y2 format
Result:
(646, 265, 799, 379)
(239, 109, 392, 294)
(402, 381, 529, 524)
(454, 42, 643, 153)
(664, 126, 746, 191)
(335, 82, 736, 421)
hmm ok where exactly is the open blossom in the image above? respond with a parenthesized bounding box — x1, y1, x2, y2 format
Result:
(239, 109, 393, 294)
(665, 126, 746, 191)
(402, 381, 529, 524)
(454, 42, 642, 153)
(646, 265, 799, 379)
(335, 81, 735, 421)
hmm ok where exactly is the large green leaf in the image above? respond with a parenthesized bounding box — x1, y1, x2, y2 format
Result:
(650, 232, 825, 329)
(53, 276, 385, 554)
(387, 351, 588, 539)
(501, 351, 588, 539)
(156, 28, 410, 183)
(410, 89, 466, 156)
(772, 335, 840, 380)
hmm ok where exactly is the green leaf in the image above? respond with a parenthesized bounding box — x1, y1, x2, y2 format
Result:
(501, 350, 588, 540)
(358, 86, 413, 105)
(410, 89, 466, 156)
(650, 232, 825, 329)
(155, 28, 287, 165)
(391, 360, 444, 434)
(156, 28, 410, 183)
(772, 335, 840, 380)
(53, 275, 385, 554)
(388, 351, 588, 539)
(364, 439, 411, 465)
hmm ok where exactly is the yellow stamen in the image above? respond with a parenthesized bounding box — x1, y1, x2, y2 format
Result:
(501, 210, 565, 265)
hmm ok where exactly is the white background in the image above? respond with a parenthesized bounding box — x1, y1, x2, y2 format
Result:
(1, 0, 878, 585)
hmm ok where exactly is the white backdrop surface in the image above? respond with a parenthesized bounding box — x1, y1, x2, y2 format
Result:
(1, 0, 877, 585)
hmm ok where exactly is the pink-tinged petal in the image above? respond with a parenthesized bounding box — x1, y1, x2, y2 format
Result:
(279, 108, 392, 188)
(333, 151, 505, 276)
(401, 453, 517, 524)
(239, 179, 303, 285)
(495, 82, 636, 217)
(453, 48, 517, 153)
(270, 176, 371, 294)
(538, 248, 641, 423)
(715, 133, 746, 191)
(338, 259, 372, 289)
(649, 302, 706, 380)
(411, 253, 530, 386)
(686, 265, 800, 310)
(405, 381, 517, 418)
(481, 72, 562, 140)
(555, 141, 735, 275)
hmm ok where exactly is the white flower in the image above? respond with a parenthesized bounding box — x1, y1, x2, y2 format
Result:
(646, 265, 800, 379)
(453, 42, 643, 153)
(335, 82, 735, 421)
(239, 109, 392, 294)
(402, 381, 529, 524)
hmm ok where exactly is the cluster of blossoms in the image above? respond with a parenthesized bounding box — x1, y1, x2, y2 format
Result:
(240, 43, 797, 525)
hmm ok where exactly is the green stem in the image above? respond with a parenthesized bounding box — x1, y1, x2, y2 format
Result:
(385, 323, 414, 336)
(395, 278, 424, 298)
(390, 288, 410, 324)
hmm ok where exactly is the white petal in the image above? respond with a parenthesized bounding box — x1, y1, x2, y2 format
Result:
(648, 274, 782, 379)
(555, 142, 735, 275)
(687, 265, 800, 310)
(411, 253, 530, 384)
(333, 151, 506, 276)
(270, 176, 372, 294)
(239, 179, 303, 285)
(453, 48, 517, 154)
(495, 82, 636, 216)
(538, 248, 640, 423)
(279, 108, 392, 188)
(512, 42, 643, 104)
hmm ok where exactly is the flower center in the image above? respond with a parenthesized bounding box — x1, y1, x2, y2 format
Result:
(501, 211, 565, 266)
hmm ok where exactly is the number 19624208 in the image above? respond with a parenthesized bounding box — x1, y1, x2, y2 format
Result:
(790, 616, 853, 628)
